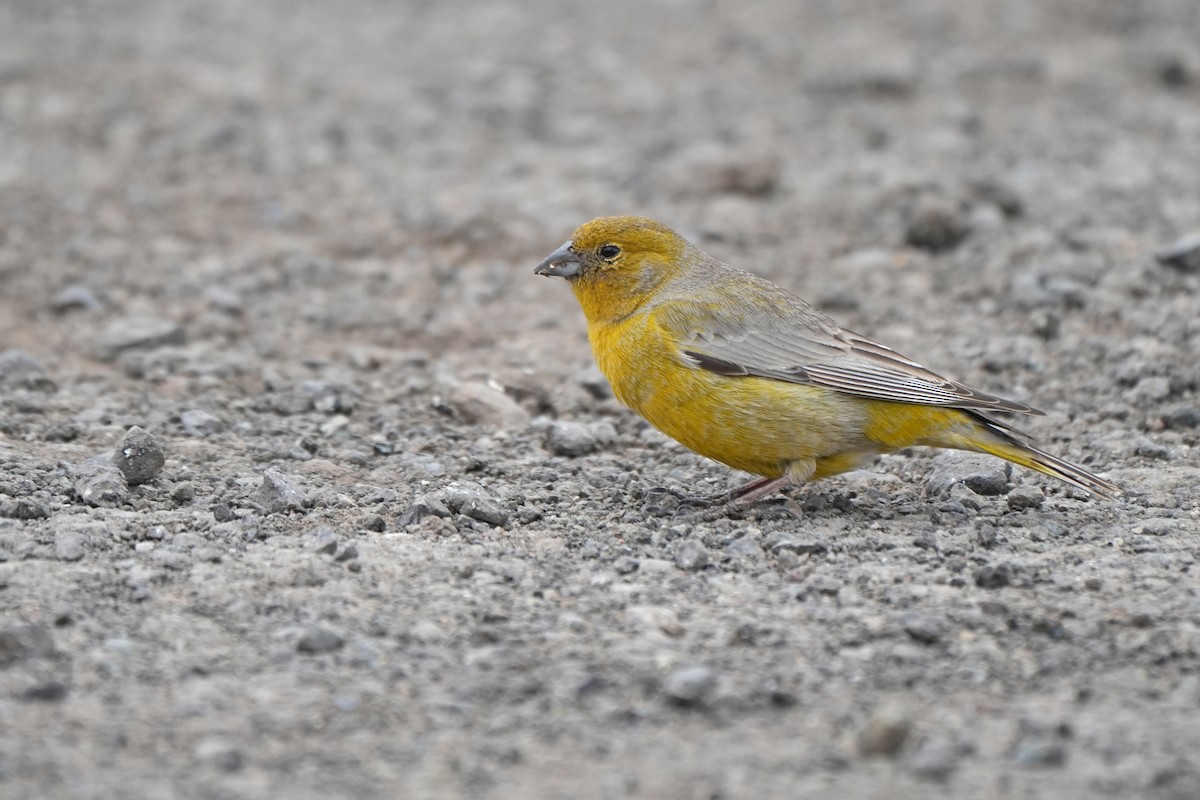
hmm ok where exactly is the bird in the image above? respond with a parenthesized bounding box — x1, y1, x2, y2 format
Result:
(533, 215, 1119, 510)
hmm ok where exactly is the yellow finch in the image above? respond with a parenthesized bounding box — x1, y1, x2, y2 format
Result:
(534, 216, 1119, 507)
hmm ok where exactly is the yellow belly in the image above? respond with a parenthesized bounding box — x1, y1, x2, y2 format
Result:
(587, 313, 987, 482)
(589, 315, 880, 479)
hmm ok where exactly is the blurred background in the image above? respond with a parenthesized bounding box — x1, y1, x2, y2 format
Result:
(3, 0, 1197, 373)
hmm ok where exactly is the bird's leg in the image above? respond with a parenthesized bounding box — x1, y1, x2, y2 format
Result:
(693, 460, 816, 520)
(646, 475, 777, 508)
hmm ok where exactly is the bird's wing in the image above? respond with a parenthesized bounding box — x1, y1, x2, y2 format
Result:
(660, 288, 1042, 416)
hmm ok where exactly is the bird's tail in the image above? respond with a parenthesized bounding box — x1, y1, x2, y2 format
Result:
(963, 414, 1121, 499)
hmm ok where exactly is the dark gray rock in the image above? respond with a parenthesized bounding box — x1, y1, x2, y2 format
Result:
(1155, 232, 1200, 272)
(114, 426, 165, 485)
(927, 453, 1011, 497)
(460, 496, 509, 527)
(902, 612, 946, 645)
(905, 197, 971, 252)
(398, 495, 452, 527)
(297, 626, 344, 654)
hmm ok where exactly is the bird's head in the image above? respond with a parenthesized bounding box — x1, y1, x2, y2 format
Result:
(534, 216, 688, 323)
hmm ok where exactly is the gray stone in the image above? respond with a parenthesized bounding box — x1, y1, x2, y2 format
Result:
(674, 540, 710, 571)
(434, 378, 529, 428)
(859, 703, 912, 756)
(0, 350, 55, 391)
(254, 470, 308, 514)
(114, 426, 165, 485)
(94, 317, 186, 361)
(975, 562, 1013, 589)
(545, 420, 616, 457)
(663, 664, 717, 705)
(0, 624, 56, 666)
(312, 528, 338, 554)
(398, 495, 452, 528)
(908, 739, 961, 780)
(460, 497, 509, 527)
(180, 409, 227, 436)
(54, 531, 87, 562)
(1155, 232, 1200, 272)
(1006, 484, 1045, 511)
(0, 498, 50, 519)
(905, 197, 971, 252)
(297, 626, 344, 654)
(1012, 738, 1066, 767)
(21, 681, 68, 702)
(1162, 406, 1200, 429)
(74, 456, 129, 507)
(927, 453, 1011, 496)
(612, 556, 639, 574)
(902, 612, 946, 645)
(52, 283, 103, 312)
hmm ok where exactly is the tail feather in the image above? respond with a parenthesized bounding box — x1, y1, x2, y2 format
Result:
(967, 413, 1121, 499)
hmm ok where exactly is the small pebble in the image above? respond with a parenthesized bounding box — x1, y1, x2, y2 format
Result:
(52, 283, 103, 312)
(398, 495, 452, 528)
(181, 409, 227, 436)
(296, 626, 344, 654)
(460, 497, 509, 527)
(1006, 484, 1045, 511)
(545, 420, 615, 457)
(905, 197, 971, 252)
(612, 556, 639, 574)
(74, 456, 129, 507)
(0, 498, 50, 520)
(663, 664, 717, 705)
(54, 531, 87, 562)
(1155, 232, 1200, 273)
(21, 681, 68, 702)
(0, 624, 56, 664)
(254, 470, 308, 514)
(975, 562, 1013, 589)
(113, 426, 166, 485)
(312, 528, 338, 554)
(1161, 407, 1200, 429)
(859, 704, 912, 756)
(435, 378, 529, 428)
(673, 540, 710, 571)
(908, 739, 961, 780)
(94, 317, 186, 361)
(901, 612, 946, 645)
(927, 453, 1010, 497)
(1012, 738, 1066, 767)
(0, 349, 54, 391)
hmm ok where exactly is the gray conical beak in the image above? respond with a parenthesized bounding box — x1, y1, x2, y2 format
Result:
(534, 241, 582, 279)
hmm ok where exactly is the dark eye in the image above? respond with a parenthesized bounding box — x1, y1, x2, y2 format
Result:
(599, 244, 621, 260)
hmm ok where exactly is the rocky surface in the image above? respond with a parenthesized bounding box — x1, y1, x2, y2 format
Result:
(1, 1, 1198, 798)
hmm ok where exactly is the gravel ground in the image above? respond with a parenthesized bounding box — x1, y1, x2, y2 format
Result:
(2, 1, 1199, 798)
